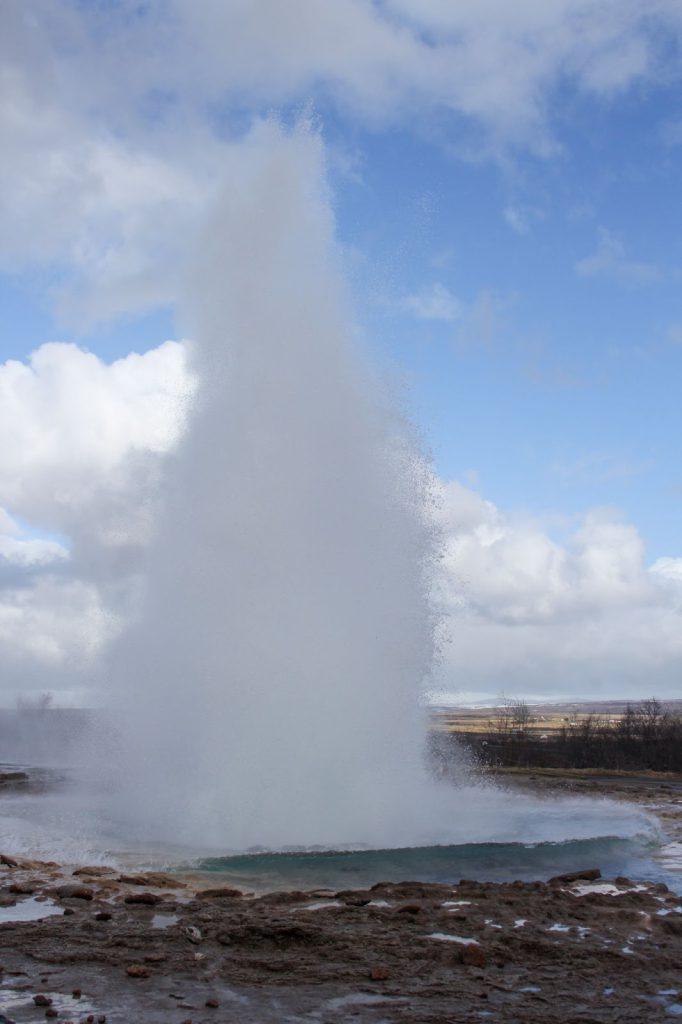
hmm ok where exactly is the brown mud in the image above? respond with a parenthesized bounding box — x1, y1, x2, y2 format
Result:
(0, 773, 680, 1023)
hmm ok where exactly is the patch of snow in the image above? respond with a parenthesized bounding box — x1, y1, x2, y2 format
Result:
(427, 932, 478, 945)
(570, 883, 647, 897)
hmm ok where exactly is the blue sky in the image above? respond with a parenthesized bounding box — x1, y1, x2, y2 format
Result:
(5, 79, 680, 560)
(1, 1, 681, 702)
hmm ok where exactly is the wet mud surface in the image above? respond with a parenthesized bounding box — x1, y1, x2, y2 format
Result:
(0, 857, 681, 1023)
(0, 772, 680, 1023)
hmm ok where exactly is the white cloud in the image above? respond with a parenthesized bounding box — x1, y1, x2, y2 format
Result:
(403, 282, 462, 322)
(433, 480, 682, 699)
(0, 340, 194, 695)
(0, 517, 68, 568)
(575, 228, 662, 283)
(0, 347, 680, 704)
(0, 340, 194, 543)
(0, 577, 111, 668)
(2, 2, 682, 318)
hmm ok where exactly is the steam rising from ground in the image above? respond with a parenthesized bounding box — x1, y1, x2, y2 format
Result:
(93, 124, 648, 854)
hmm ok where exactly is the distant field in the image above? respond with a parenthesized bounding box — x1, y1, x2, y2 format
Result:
(431, 699, 682, 736)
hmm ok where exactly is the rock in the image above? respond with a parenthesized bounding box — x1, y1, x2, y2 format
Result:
(144, 952, 167, 963)
(94, 911, 112, 921)
(185, 926, 202, 944)
(660, 917, 682, 937)
(0, 772, 28, 786)
(118, 872, 185, 888)
(461, 944, 486, 968)
(9, 882, 35, 894)
(369, 967, 390, 980)
(50, 884, 94, 900)
(45, 1009, 58, 1019)
(63, 908, 75, 916)
(72, 867, 114, 878)
(615, 876, 633, 887)
(395, 903, 422, 915)
(33, 995, 53, 1006)
(125, 964, 149, 978)
(72, 989, 81, 999)
(97, 1017, 106, 1023)
(0, 854, 19, 868)
(205, 998, 220, 1008)
(548, 869, 601, 885)
(124, 891, 161, 905)
(197, 887, 243, 899)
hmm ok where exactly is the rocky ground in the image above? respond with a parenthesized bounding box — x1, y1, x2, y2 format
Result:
(0, 772, 681, 1023)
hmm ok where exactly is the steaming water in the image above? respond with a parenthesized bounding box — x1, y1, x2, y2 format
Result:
(76, 123, 664, 863)
(0, 126, 665, 881)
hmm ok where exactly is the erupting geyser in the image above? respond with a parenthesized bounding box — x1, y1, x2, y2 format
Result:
(102, 124, 441, 850)
(96, 124, 651, 857)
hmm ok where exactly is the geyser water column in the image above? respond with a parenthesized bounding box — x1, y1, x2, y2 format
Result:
(103, 123, 441, 851)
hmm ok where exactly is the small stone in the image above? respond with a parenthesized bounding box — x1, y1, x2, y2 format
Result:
(94, 911, 112, 921)
(86, 1015, 94, 1023)
(548, 868, 601, 885)
(125, 964, 149, 978)
(124, 891, 161, 906)
(197, 887, 242, 899)
(205, 998, 220, 1008)
(97, 1016, 106, 1023)
(63, 908, 75, 916)
(51, 884, 94, 901)
(185, 926, 202, 944)
(45, 1009, 58, 1018)
(369, 967, 390, 981)
(9, 882, 35, 894)
(72, 989, 81, 999)
(395, 902, 422, 915)
(462, 944, 486, 968)
(33, 995, 52, 1006)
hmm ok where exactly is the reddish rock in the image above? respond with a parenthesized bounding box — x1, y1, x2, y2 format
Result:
(119, 872, 185, 888)
(72, 988, 81, 998)
(370, 967, 390, 980)
(125, 964, 149, 978)
(548, 868, 601, 885)
(33, 995, 52, 1007)
(197, 887, 243, 899)
(462, 944, 486, 968)
(124, 891, 161, 906)
(45, 1009, 58, 1019)
(9, 882, 36, 894)
(205, 998, 220, 1008)
(95, 911, 112, 921)
(50, 884, 94, 900)
(395, 903, 422, 915)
